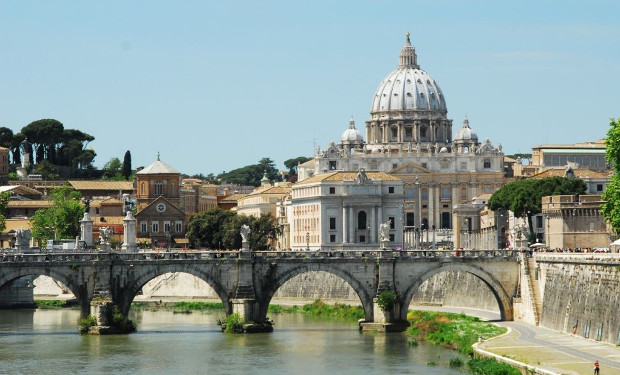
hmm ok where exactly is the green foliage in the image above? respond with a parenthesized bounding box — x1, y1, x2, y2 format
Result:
(222, 313, 245, 333)
(33, 159, 59, 180)
(34, 299, 67, 309)
(102, 157, 123, 179)
(173, 301, 224, 311)
(79, 315, 97, 333)
(122, 150, 132, 180)
(111, 306, 124, 326)
(218, 157, 282, 186)
(268, 299, 364, 321)
(376, 290, 397, 311)
(466, 357, 521, 375)
(283, 156, 311, 182)
(187, 208, 279, 250)
(30, 185, 83, 246)
(603, 118, 620, 232)
(0, 191, 10, 234)
(449, 357, 464, 367)
(406, 310, 506, 356)
(489, 177, 586, 233)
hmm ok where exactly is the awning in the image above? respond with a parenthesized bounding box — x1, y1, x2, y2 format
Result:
(175, 238, 189, 244)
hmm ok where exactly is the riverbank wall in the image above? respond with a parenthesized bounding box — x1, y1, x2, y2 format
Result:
(534, 253, 620, 345)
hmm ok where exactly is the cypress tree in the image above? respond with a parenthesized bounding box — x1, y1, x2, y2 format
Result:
(122, 150, 132, 180)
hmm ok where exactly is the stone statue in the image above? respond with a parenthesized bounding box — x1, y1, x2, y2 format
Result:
(356, 168, 369, 184)
(100, 227, 113, 244)
(240, 224, 250, 243)
(14, 228, 31, 250)
(416, 143, 420, 154)
(379, 222, 390, 242)
(83, 199, 90, 212)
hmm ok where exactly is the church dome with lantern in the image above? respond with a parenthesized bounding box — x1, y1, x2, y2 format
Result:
(365, 33, 452, 151)
(340, 117, 364, 145)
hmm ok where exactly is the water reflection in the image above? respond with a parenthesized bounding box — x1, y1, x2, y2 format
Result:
(0, 308, 466, 375)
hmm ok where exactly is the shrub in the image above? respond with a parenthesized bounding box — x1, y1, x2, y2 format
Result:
(449, 357, 464, 367)
(376, 290, 397, 311)
(223, 313, 245, 333)
(79, 315, 97, 333)
(466, 357, 521, 375)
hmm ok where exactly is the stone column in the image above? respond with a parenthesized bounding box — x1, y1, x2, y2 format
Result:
(370, 206, 376, 244)
(342, 206, 348, 244)
(428, 184, 434, 229)
(121, 211, 137, 252)
(349, 207, 355, 244)
(80, 212, 94, 248)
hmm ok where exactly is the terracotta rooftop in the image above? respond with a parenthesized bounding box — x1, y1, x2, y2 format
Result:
(69, 180, 134, 191)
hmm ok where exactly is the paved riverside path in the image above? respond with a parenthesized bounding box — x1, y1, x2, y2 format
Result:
(413, 306, 620, 375)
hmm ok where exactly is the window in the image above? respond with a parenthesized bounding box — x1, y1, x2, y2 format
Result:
(406, 188, 414, 200)
(420, 126, 427, 138)
(391, 127, 398, 139)
(140, 222, 147, 232)
(406, 212, 415, 226)
(536, 216, 543, 229)
(152, 222, 159, 233)
(154, 181, 164, 196)
(441, 212, 451, 229)
(597, 184, 603, 192)
(422, 189, 428, 200)
(388, 186, 395, 194)
(422, 163, 427, 169)
(392, 164, 397, 169)
(359, 235, 366, 243)
(164, 221, 171, 233)
(357, 211, 367, 230)
(405, 128, 412, 139)
(329, 187, 335, 194)
(330, 234, 336, 243)
(389, 234, 395, 242)
(329, 217, 336, 230)
(441, 186, 450, 199)
(389, 217, 395, 229)
(141, 182, 146, 195)
(175, 221, 183, 232)
(483, 159, 491, 168)
(329, 161, 337, 170)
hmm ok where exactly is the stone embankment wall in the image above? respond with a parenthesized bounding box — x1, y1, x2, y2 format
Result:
(33, 269, 500, 314)
(535, 254, 620, 345)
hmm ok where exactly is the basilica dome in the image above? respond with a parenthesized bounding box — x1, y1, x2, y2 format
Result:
(370, 34, 447, 113)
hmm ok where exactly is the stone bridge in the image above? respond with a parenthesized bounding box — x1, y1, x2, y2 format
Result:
(0, 249, 520, 332)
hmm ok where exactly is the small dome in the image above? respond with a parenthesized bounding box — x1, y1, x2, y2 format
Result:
(439, 146, 448, 153)
(455, 117, 478, 141)
(340, 117, 364, 144)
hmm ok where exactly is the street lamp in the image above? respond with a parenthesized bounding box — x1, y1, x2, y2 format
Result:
(306, 232, 310, 251)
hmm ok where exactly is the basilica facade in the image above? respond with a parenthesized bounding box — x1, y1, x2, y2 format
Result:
(295, 34, 507, 250)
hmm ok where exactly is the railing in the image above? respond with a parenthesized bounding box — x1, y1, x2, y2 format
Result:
(0, 248, 520, 264)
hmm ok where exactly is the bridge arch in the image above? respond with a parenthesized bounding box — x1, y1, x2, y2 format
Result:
(118, 265, 231, 317)
(0, 267, 90, 316)
(257, 263, 375, 322)
(400, 263, 513, 321)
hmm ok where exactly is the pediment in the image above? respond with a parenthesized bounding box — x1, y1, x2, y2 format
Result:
(389, 162, 431, 175)
(136, 196, 184, 218)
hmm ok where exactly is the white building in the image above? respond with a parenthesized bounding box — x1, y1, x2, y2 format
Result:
(297, 34, 506, 249)
(290, 170, 403, 251)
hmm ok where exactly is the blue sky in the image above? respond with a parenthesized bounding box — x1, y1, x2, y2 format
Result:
(1, 1, 619, 176)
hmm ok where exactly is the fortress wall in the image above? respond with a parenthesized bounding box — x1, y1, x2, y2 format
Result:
(536, 254, 620, 345)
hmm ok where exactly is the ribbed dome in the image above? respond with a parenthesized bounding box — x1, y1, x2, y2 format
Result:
(371, 33, 447, 113)
(340, 118, 364, 144)
(455, 117, 478, 141)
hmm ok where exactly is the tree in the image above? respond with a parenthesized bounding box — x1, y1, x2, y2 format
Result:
(0, 191, 10, 234)
(284, 156, 311, 182)
(102, 157, 122, 179)
(21, 119, 64, 164)
(122, 150, 132, 180)
(186, 209, 280, 250)
(489, 177, 586, 236)
(602, 118, 620, 231)
(218, 157, 282, 186)
(30, 185, 84, 247)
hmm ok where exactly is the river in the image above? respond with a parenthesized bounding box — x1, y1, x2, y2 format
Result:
(0, 308, 470, 375)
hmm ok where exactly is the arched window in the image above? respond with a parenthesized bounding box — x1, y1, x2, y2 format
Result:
(140, 182, 146, 195)
(154, 181, 164, 196)
(357, 211, 367, 230)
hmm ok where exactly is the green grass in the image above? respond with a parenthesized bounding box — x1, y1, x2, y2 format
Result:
(406, 310, 506, 356)
(34, 299, 71, 309)
(466, 357, 521, 375)
(268, 299, 364, 321)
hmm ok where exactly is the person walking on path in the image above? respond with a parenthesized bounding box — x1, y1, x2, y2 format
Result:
(594, 359, 600, 375)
